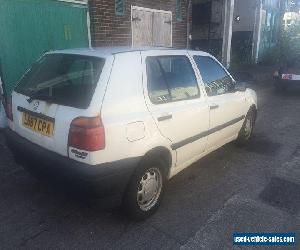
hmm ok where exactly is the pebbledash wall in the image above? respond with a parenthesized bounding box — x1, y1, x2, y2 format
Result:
(89, 0, 190, 48)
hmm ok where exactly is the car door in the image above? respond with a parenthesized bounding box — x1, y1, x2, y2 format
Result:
(191, 54, 248, 150)
(141, 50, 210, 167)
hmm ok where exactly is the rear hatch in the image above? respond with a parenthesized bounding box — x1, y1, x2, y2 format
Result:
(282, 58, 300, 76)
(11, 53, 106, 157)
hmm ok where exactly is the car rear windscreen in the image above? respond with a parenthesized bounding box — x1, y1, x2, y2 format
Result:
(15, 54, 105, 109)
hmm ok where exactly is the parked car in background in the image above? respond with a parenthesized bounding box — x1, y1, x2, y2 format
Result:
(5, 47, 257, 220)
(274, 56, 300, 91)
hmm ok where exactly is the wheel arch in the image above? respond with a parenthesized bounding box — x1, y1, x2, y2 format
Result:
(138, 146, 173, 177)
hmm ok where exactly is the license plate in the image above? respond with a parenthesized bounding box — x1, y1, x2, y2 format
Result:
(22, 112, 54, 137)
(282, 74, 293, 80)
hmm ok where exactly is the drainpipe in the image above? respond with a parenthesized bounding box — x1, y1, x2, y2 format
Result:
(252, 0, 263, 63)
(186, 0, 192, 49)
(87, 9, 92, 48)
(221, 0, 235, 69)
(86, 1, 92, 48)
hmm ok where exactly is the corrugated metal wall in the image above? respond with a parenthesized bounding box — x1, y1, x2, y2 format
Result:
(0, 0, 89, 95)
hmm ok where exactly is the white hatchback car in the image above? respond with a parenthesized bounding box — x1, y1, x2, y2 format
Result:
(5, 47, 257, 220)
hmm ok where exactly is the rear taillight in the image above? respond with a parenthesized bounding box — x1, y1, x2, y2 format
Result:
(282, 74, 292, 80)
(5, 96, 13, 121)
(68, 116, 105, 152)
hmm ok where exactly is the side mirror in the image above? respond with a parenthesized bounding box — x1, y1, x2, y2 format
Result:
(205, 86, 213, 96)
(235, 81, 247, 92)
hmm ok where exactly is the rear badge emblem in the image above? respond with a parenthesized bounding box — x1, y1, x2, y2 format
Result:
(71, 149, 88, 159)
(32, 101, 39, 111)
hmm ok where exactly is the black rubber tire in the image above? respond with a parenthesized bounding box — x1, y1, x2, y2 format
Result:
(236, 108, 256, 146)
(122, 157, 167, 221)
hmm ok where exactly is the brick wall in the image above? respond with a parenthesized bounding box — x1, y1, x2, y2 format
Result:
(89, 0, 190, 48)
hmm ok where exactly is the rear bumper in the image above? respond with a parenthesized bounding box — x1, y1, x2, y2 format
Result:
(5, 129, 140, 196)
(274, 78, 300, 87)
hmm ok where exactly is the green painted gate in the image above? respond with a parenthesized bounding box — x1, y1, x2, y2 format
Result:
(0, 0, 89, 95)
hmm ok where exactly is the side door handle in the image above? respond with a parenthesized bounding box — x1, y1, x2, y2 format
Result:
(157, 114, 173, 122)
(209, 104, 219, 110)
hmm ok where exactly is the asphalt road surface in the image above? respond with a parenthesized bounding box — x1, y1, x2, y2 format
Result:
(0, 82, 299, 249)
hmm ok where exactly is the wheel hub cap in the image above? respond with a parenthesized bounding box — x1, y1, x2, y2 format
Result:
(137, 168, 162, 211)
(144, 178, 158, 201)
(244, 118, 252, 137)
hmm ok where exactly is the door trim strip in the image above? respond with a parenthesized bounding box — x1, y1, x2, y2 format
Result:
(171, 115, 245, 150)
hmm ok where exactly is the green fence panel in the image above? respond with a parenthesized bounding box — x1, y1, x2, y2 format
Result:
(0, 0, 89, 94)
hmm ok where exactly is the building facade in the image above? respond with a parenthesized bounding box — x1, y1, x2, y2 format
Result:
(89, 0, 190, 48)
(0, 0, 288, 98)
(191, 0, 225, 59)
(232, 0, 287, 64)
(0, 0, 90, 94)
(190, 0, 287, 66)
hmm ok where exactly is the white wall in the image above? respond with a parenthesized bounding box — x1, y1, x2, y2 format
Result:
(232, 0, 256, 32)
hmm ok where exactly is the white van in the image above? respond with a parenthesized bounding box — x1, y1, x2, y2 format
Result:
(5, 48, 257, 220)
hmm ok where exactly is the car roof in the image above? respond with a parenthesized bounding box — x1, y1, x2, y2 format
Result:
(47, 46, 210, 58)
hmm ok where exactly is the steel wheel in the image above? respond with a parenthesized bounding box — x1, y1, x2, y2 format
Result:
(137, 167, 162, 212)
(244, 116, 253, 139)
(123, 157, 166, 220)
(236, 108, 256, 146)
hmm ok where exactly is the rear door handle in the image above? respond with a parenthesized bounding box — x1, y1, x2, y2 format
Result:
(157, 114, 173, 122)
(210, 104, 219, 110)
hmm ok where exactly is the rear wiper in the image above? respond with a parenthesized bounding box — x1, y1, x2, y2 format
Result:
(27, 91, 57, 104)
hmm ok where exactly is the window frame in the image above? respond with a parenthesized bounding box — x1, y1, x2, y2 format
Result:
(145, 55, 201, 105)
(192, 55, 235, 97)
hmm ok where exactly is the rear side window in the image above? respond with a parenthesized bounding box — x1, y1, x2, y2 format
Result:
(15, 54, 105, 109)
(146, 56, 199, 104)
(193, 56, 234, 96)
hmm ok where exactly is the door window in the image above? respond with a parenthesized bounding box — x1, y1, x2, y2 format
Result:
(146, 56, 200, 104)
(193, 56, 235, 96)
